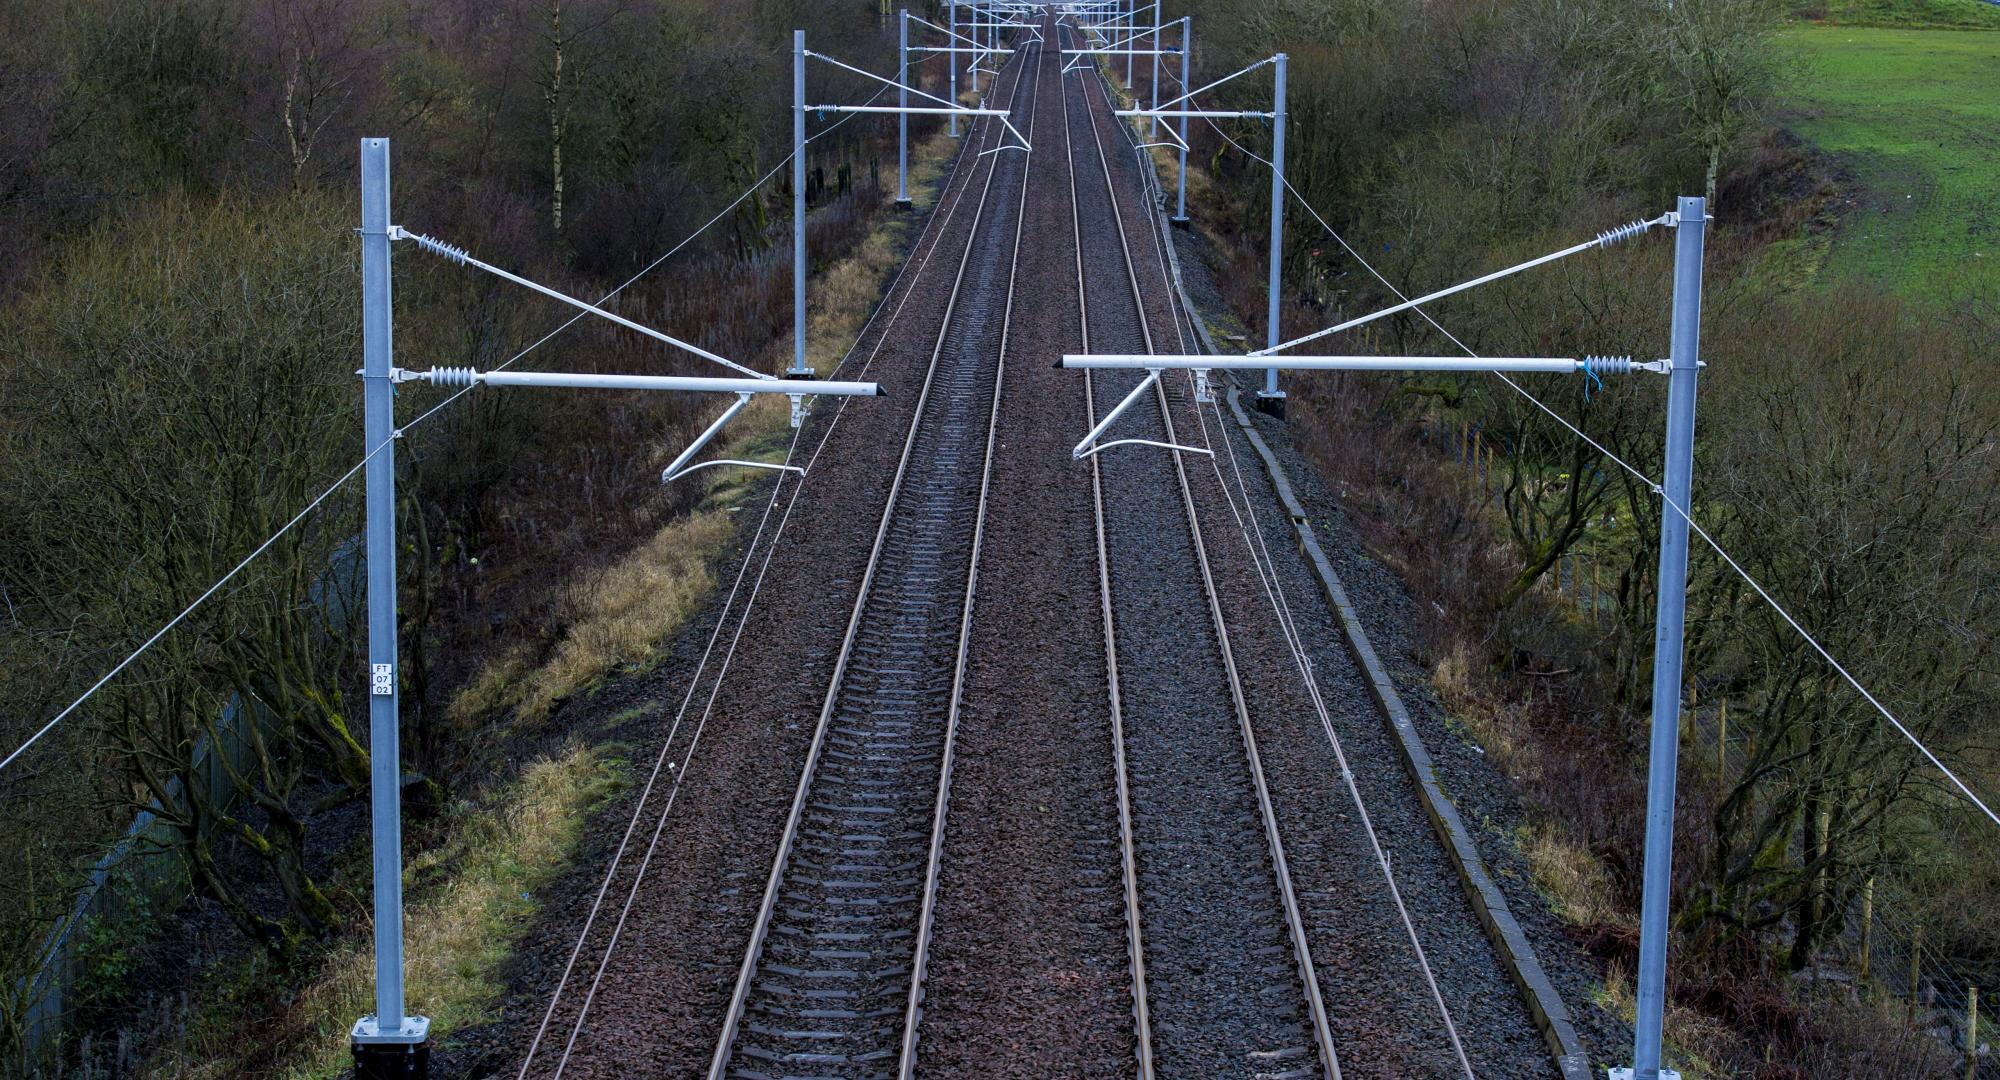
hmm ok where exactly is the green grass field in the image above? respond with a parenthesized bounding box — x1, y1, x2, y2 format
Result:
(1780, 24, 2000, 297)
(1816, 0, 2000, 29)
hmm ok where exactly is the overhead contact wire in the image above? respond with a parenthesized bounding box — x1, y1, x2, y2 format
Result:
(525, 49, 1026, 1077)
(1106, 81, 1474, 1074)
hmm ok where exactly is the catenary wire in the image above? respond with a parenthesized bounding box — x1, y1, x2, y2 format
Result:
(547, 56, 1027, 1077)
(1078, 54, 1354, 1074)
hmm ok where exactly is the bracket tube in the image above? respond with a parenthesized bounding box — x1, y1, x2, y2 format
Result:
(1071, 369, 1160, 458)
(1061, 354, 1616, 374)
(1116, 109, 1273, 118)
(814, 105, 1011, 115)
(662, 394, 753, 483)
(408, 368, 882, 396)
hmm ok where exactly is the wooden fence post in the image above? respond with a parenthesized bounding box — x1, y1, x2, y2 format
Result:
(1913, 925, 1926, 1023)
(1858, 876, 1873, 986)
(1717, 702, 1728, 777)
(1969, 985, 1980, 1080)
(1591, 559, 1601, 625)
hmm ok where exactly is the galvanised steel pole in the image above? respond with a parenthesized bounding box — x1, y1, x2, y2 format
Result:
(949, 1, 960, 134)
(352, 137, 429, 1075)
(1172, 15, 1189, 224)
(1261, 52, 1287, 406)
(897, 9, 911, 209)
(1149, 1, 1161, 138)
(969, 2, 979, 95)
(791, 30, 810, 376)
(1629, 195, 1706, 1080)
(1123, 0, 1134, 87)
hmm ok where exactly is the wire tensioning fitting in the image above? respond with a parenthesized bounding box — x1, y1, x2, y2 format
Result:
(389, 227, 472, 266)
(1594, 218, 1656, 248)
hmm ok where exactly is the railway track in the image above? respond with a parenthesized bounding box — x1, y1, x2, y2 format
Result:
(1062, 20, 1342, 1080)
(521, 9, 1564, 1080)
(704, 28, 1041, 1080)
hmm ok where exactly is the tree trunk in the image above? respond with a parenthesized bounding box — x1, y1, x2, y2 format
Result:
(547, 1, 566, 232)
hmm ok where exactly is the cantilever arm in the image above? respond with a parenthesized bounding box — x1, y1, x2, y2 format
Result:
(394, 229, 770, 380)
(1076, 438, 1213, 460)
(807, 49, 1030, 152)
(664, 458, 806, 484)
(659, 393, 804, 484)
(1255, 213, 1674, 357)
(1068, 369, 1213, 461)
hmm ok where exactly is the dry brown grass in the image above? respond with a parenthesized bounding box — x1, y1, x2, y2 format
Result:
(164, 742, 622, 1079)
(1436, 639, 1631, 937)
(443, 509, 732, 729)
(1595, 965, 1745, 1080)
(522, 511, 734, 724)
(1522, 822, 1623, 930)
(155, 105, 975, 1080)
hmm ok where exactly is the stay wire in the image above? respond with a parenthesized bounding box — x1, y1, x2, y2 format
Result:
(0, 446, 380, 775)
(3, 62, 921, 780)
(1172, 71, 2000, 830)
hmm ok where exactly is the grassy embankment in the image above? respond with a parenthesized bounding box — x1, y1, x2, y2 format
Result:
(1778, 18, 2000, 297)
(145, 122, 967, 1080)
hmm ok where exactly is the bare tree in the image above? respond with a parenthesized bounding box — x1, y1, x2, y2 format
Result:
(0, 193, 367, 962)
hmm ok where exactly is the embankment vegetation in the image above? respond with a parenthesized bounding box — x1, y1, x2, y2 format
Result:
(1164, 0, 1996, 1072)
(0, 0, 950, 1071)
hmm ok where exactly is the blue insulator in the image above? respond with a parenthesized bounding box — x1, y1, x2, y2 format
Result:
(1582, 355, 1634, 377)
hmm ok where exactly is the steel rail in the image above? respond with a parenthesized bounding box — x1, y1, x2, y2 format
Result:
(704, 35, 1036, 1080)
(1058, 16, 1155, 1075)
(895, 16, 1046, 1078)
(1074, 38, 1343, 1080)
(516, 55, 1028, 1076)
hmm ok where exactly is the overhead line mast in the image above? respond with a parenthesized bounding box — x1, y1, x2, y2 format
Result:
(348, 137, 882, 1080)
